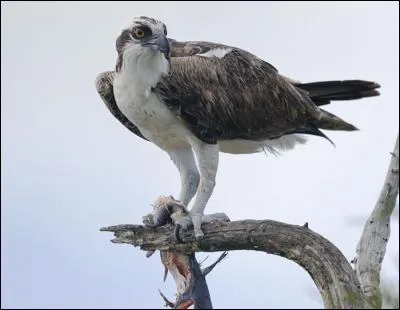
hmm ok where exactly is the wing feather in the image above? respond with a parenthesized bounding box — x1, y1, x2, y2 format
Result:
(96, 39, 368, 145)
(155, 47, 322, 143)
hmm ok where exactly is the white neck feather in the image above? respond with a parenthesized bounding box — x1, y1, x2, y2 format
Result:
(119, 46, 170, 97)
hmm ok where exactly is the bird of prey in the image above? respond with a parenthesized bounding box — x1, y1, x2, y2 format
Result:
(95, 16, 380, 239)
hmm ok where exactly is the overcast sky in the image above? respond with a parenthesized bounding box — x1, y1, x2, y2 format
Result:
(1, 1, 399, 309)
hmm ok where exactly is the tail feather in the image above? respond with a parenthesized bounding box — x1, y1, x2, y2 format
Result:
(298, 79, 379, 133)
(292, 109, 359, 146)
(284, 80, 380, 145)
(296, 80, 381, 106)
(314, 109, 359, 131)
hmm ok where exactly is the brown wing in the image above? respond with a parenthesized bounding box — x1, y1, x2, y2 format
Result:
(155, 48, 325, 144)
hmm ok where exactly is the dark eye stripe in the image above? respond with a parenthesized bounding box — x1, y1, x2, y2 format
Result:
(116, 29, 131, 52)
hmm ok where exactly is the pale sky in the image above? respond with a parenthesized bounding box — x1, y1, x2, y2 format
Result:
(1, 1, 399, 309)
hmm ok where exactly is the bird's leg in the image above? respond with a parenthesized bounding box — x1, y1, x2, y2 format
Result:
(189, 142, 219, 239)
(168, 148, 200, 207)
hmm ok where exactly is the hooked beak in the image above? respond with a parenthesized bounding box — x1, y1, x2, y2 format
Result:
(141, 34, 170, 59)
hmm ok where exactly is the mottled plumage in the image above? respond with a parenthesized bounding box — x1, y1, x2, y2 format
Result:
(95, 16, 380, 239)
(98, 38, 380, 146)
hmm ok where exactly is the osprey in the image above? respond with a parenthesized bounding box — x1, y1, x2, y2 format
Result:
(96, 16, 380, 239)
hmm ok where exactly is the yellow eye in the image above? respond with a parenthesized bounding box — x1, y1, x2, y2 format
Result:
(133, 28, 145, 39)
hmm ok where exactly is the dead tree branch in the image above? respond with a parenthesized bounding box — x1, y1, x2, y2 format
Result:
(100, 135, 399, 309)
(355, 133, 399, 308)
(101, 219, 367, 308)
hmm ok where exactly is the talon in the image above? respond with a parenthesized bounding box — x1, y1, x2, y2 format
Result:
(194, 229, 204, 240)
(191, 212, 204, 240)
(173, 215, 192, 243)
(174, 224, 184, 243)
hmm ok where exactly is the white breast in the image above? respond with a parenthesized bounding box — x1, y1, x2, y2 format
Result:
(113, 72, 192, 150)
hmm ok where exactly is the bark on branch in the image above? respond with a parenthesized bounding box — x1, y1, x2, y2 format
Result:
(100, 135, 400, 309)
(355, 133, 399, 308)
(101, 219, 367, 309)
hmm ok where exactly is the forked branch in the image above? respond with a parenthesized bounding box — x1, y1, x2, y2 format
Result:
(101, 219, 367, 308)
(101, 134, 399, 309)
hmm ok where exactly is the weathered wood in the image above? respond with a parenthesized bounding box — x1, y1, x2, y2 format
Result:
(100, 135, 399, 309)
(355, 133, 399, 308)
(101, 218, 368, 308)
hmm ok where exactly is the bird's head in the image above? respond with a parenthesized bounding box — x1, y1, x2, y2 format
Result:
(115, 16, 170, 73)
